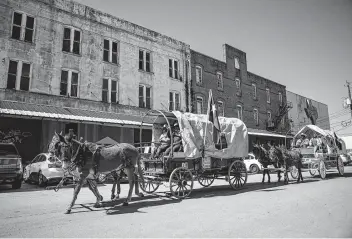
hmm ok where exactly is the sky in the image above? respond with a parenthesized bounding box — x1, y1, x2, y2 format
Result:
(75, 0, 352, 135)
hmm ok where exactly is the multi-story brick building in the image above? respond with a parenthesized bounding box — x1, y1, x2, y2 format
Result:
(0, 0, 191, 162)
(190, 44, 292, 151)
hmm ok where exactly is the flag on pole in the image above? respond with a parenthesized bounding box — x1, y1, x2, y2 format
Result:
(207, 89, 221, 131)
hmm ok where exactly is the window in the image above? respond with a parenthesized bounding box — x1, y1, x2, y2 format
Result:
(252, 83, 257, 99)
(139, 85, 151, 109)
(62, 27, 81, 55)
(60, 70, 79, 97)
(218, 101, 224, 117)
(11, 12, 35, 43)
(267, 111, 272, 122)
(7, 60, 31, 91)
(195, 66, 202, 85)
(253, 108, 259, 125)
(266, 88, 271, 103)
(279, 92, 283, 106)
(217, 72, 223, 90)
(235, 78, 241, 90)
(169, 59, 179, 79)
(102, 78, 118, 103)
(169, 92, 180, 111)
(196, 96, 203, 114)
(139, 49, 151, 72)
(103, 39, 118, 64)
(234, 57, 240, 69)
(236, 105, 243, 120)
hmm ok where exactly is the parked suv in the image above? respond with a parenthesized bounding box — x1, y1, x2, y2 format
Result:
(0, 143, 23, 189)
(23, 153, 66, 187)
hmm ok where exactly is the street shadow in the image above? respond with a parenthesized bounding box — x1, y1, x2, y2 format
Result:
(68, 193, 181, 215)
(0, 181, 109, 193)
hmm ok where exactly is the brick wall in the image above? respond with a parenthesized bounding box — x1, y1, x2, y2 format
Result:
(191, 44, 289, 133)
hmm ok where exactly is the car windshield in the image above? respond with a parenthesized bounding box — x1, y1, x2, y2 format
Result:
(0, 145, 18, 155)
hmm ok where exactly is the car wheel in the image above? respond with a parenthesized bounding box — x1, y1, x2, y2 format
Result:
(38, 171, 47, 187)
(12, 179, 22, 189)
(250, 164, 260, 174)
(23, 168, 30, 183)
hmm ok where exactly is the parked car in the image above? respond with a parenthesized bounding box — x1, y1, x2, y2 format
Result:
(23, 153, 67, 187)
(244, 153, 263, 174)
(0, 143, 23, 189)
(340, 154, 351, 166)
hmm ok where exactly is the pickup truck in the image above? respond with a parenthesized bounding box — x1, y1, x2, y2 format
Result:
(0, 143, 23, 189)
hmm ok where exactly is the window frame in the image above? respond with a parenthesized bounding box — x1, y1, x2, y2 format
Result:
(169, 58, 179, 80)
(251, 83, 257, 100)
(253, 108, 259, 126)
(169, 91, 181, 111)
(6, 59, 32, 91)
(234, 57, 240, 69)
(216, 72, 223, 90)
(102, 78, 119, 103)
(60, 69, 80, 98)
(195, 65, 203, 85)
(139, 49, 152, 72)
(103, 39, 119, 64)
(62, 26, 82, 55)
(217, 100, 224, 117)
(235, 78, 241, 90)
(236, 105, 243, 120)
(139, 84, 152, 109)
(279, 92, 283, 106)
(266, 88, 271, 103)
(267, 111, 272, 122)
(11, 11, 35, 43)
(196, 96, 204, 114)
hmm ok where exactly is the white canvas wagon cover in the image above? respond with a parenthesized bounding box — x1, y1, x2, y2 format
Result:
(173, 111, 248, 159)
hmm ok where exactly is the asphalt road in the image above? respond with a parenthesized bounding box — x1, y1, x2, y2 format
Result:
(1, 167, 352, 238)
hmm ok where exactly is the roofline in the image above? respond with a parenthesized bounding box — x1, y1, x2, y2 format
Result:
(36, 0, 189, 48)
(190, 49, 225, 64)
(247, 71, 286, 88)
(286, 90, 329, 106)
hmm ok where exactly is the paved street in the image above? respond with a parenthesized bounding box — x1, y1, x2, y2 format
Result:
(1, 167, 352, 238)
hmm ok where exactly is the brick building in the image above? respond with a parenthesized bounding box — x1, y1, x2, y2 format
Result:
(190, 44, 292, 152)
(0, 0, 191, 162)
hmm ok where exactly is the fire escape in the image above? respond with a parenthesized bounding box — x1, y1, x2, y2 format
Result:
(266, 101, 293, 131)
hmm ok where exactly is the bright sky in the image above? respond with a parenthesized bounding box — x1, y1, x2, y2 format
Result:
(75, 0, 352, 135)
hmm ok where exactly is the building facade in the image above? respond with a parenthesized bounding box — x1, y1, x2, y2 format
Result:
(286, 91, 330, 135)
(190, 44, 291, 151)
(0, 0, 191, 162)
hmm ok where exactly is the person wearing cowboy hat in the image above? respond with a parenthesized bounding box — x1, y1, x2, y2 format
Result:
(300, 133, 310, 148)
(165, 122, 183, 155)
(151, 124, 171, 158)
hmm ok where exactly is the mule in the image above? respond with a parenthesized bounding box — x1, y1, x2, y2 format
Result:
(252, 144, 284, 183)
(276, 146, 304, 183)
(55, 133, 145, 214)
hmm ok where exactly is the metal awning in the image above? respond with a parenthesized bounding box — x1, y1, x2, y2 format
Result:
(0, 100, 152, 127)
(247, 128, 293, 139)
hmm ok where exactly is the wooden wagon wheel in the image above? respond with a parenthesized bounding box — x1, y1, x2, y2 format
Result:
(139, 177, 160, 194)
(319, 160, 326, 179)
(337, 157, 344, 176)
(290, 165, 298, 179)
(228, 159, 247, 190)
(169, 167, 194, 199)
(197, 173, 216, 187)
(309, 162, 318, 176)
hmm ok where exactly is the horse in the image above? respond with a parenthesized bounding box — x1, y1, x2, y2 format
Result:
(277, 146, 304, 183)
(55, 133, 145, 214)
(252, 144, 284, 183)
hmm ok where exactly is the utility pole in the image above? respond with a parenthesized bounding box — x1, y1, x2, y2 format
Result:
(345, 81, 352, 117)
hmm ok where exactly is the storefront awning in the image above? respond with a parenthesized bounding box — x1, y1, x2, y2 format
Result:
(248, 128, 293, 139)
(0, 100, 152, 127)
